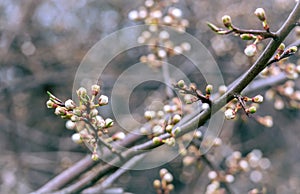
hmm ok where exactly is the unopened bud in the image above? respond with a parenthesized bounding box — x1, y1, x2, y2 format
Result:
(252, 95, 264, 103)
(46, 100, 56, 108)
(112, 132, 126, 141)
(65, 120, 76, 130)
(91, 84, 100, 96)
(222, 15, 233, 29)
(71, 133, 82, 144)
(254, 8, 266, 21)
(224, 108, 235, 120)
(152, 137, 162, 145)
(153, 180, 161, 189)
(240, 34, 256, 40)
(98, 95, 109, 106)
(65, 99, 76, 110)
(165, 125, 173, 133)
(163, 173, 173, 183)
(76, 87, 87, 98)
(206, 84, 213, 94)
(247, 106, 257, 114)
(54, 106, 67, 116)
(177, 80, 185, 88)
(287, 46, 298, 53)
(89, 108, 98, 117)
(91, 152, 99, 161)
(244, 44, 257, 57)
(172, 114, 182, 124)
(105, 118, 114, 128)
(144, 110, 156, 120)
(164, 137, 176, 146)
(207, 22, 221, 33)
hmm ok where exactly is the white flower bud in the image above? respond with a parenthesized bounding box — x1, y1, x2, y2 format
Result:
(172, 114, 181, 124)
(71, 133, 82, 144)
(224, 109, 235, 119)
(163, 173, 173, 183)
(91, 85, 100, 96)
(112, 132, 126, 141)
(208, 171, 218, 180)
(65, 99, 76, 110)
(144, 110, 156, 120)
(98, 95, 109, 106)
(170, 7, 182, 18)
(76, 87, 87, 98)
(163, 15, 173, 24)
(54, 106, 67, 116)
(254, 8, 266, 21)
(252, 95, 264, 103)
(244, 44, 257, 57)
(158, 49, 167, 58)
(225, 174, 235, 183)
(152, 125, 164, 134)
(105, 118, 114, 128)
(128, 10, 139, 20)
(65, 120, 76, 130)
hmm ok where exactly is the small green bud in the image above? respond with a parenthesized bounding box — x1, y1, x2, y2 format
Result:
(206, 84, 213, 94)
(177, 80, 185, 88)
(172, 114, 182, 124)
(247, 106, 257, 114)
(91, 152, 99, 161)
(46, 100, 56, 109)
(165, 125, 173, 133)
(152, 137, 162, 145)
(207, 22, 221, 33)
(240, 34, 256, 40)
(278, 43, 285, 51)
(288, 46, 298, 53)
(222, 15, 232, 29)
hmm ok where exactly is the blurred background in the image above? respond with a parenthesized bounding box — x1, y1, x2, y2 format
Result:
(1, 0, 300, 193)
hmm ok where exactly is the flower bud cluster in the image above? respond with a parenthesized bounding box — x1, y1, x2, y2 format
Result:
(175, 80, 212, 107)
(146, 98, 182, 146)
(46, 85, 115, 160)
(129, 0, 191, 68)
(224, 94, 264, 120)
(265, 80, 300, 110)
(153, 168, 174, 193)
